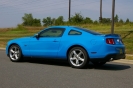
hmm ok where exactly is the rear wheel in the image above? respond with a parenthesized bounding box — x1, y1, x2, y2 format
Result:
(9, 45, 23, 62)
(92, 61, 106, 66)
(68, 47, 88, 69)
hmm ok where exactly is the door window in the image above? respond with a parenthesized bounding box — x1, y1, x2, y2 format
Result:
(39, 28, 65, 37)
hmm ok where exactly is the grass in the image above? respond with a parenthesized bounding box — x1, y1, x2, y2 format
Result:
(0, 24, 133, 57)
(126, 55, 133, 60)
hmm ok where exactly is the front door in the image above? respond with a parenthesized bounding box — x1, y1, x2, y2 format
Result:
(29, 28, 65, 58)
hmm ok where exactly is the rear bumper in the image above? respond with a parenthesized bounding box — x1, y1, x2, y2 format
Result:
(90, 53, 126, 62)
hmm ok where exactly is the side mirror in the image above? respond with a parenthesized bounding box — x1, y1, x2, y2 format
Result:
(35, 34, 39, 38)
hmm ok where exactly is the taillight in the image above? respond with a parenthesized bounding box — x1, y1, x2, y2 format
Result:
(106, 38, 115, 44)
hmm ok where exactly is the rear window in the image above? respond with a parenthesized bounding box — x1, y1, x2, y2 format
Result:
(74, 27, 102, 35)
(69, 30, 82, 35)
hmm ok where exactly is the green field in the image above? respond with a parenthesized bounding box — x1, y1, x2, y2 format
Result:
(0, 24, 133, 55)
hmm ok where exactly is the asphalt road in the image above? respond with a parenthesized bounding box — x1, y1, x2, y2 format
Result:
(0, 50, 133, 88)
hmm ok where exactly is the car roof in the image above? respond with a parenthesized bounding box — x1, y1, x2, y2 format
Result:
(74, 27, 102, 35)
(48, 26, 102, 35)
(48, 26, 75, 29)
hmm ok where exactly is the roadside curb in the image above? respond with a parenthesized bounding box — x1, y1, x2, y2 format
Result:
(126, 54, 133, 56)
(113, 59, 133, 65)
(0, 48, 5, 50)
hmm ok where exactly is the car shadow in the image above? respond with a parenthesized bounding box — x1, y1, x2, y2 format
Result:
(87, 62, 131, 71)
(22, 58, 131, 71)
(22, 58, 70, 67)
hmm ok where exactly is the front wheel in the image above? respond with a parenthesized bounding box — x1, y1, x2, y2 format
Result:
(9, 45, 23, 62)
(68, 47, 89, 69)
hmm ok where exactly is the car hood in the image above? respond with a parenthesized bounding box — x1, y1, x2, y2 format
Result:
(8, 37, 32, 44)
(12, 37, 31, 41)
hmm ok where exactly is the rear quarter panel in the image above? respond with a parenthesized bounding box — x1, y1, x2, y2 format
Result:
(57, 27, 105, 59)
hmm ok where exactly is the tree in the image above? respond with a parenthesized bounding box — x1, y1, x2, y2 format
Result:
(119, 19, 124, 23)
(83, 17, 93, 24)
(93, 20, 98, 24)
(42, 17, 53, 26)
(32, 18, 41, 26)
(22, 13, 34, 26)
(70, 13, 84, 24)
(22, 13, 41, 26)
(125, 18, 130, 24)
(102, 18, 111, 24)
(55, 16, 64, 25)
(114, 14, 119, 22)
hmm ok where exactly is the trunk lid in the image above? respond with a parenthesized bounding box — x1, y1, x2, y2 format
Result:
(104, 34, 123, 45)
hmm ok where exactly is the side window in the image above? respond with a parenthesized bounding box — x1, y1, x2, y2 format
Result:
(39, 28, 65, 37)
(69, 30, 82, 35)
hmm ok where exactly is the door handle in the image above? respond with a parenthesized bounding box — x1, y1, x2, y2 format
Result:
(53, 40, 58, 42)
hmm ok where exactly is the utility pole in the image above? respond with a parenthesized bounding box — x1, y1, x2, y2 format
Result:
(111, 0, 115, 34)
(69, 0, 71, 22)
(99, 0, 102, 23)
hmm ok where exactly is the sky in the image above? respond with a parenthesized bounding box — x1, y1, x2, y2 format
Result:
(0, 0, 133, 28)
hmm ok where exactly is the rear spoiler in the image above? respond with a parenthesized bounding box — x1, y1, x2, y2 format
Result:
(105, 34, 120, 37)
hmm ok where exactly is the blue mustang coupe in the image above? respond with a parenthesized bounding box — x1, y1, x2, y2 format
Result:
(6, 26, 125, 68)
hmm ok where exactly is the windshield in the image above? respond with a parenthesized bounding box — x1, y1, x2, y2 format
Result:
(74, 27, 102, 35)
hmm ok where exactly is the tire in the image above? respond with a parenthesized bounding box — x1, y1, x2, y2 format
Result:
(91, 61, 106, 66)
(68, 47, 89, 69)
(8, 45, 23, 62)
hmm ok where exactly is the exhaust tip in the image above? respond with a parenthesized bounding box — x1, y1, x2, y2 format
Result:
(110, 58, 114, 61)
